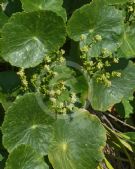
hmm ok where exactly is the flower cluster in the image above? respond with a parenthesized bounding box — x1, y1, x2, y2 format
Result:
(125, 0, 135, 23)
(80, 34, 122, 87)
(30, 50, 79, 114)
(17, 68, 28, 90)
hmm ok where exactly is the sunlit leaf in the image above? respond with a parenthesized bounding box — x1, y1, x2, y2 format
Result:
(89, 61, 135, 111)
(67, 0, 124, 58)
(21, 0, 67, 21)
(2, 93, 55, 155)
(1, 11, 66, 68)
(49, 109, 106, 169)
(5, 145, 49, 169)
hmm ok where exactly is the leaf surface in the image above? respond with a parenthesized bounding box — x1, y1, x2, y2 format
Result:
(0, 154, 3, 161)
(1, 11, 66, 68)
(49, 109, 106, 169)
(118, 24, 135, 58)
(105, 0, 128, 5)
(2, 93, 55, 155)
(67, 0, 124, 57)
(89, 62, 135, 111)
(21, 0, 67, 21)
(0, 11, 8, 32)
(5, 145, 49, 169)
(0, 71, 20, 92)
(122, 99, 133, 118)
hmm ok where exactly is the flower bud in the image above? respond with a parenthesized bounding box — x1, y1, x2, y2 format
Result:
(95, 34, 102, 41)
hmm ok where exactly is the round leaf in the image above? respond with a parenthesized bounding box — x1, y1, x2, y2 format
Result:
(67, 0, 124, 58)
(48, 109, 106, 169)
(21, 0, 67, 21)
(5, 145, 49, 169)
(89, 62, 135, 111)
(1, 11, 66, 68)
(2, 93, 55, 155)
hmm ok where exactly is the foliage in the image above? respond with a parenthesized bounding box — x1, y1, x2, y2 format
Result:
(1, 0, 135, 169)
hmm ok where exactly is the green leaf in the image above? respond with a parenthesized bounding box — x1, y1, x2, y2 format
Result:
(2, 93, 55, 155)
(0, 11, 8, 32)
(63, 0, 90, 15)
(21, 0, 67, 21)
(89, 61, 135, 111)
(49, 63, 88, 105)
(49, 63, 76, 86)
(67, 0, 124, 58)
(115, 96, 134, 119)
(118, 132, 135, 152)
(68, 40, 81, 63)
(5, 145, 49, 169)
(49, 109, 106, 169)
(123, 132, 135, 142)
(104, 0, 128, 5)
(122, 98, 133, 118)
(1, 11, 66, 68)
(0, 92, 13, 110)
(0, 71, 20, 92)
(0, 154, 3, 161)
(0, 71, 21, 110)
(118, 24, 135, 58)
(3, 0, 22, 16)
(70, 75, 89, 104)
(104, 157, 114, 169)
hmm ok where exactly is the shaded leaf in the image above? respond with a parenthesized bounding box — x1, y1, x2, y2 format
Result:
(0, 71, 20, 92)
(0, 10, 8, 32)
(104, 157, 114, 169)
(4, 0, 22, 16)
(122, 98, 133, 118)
(49, 63, 88, 105)
(63, 0, 90, 15)
(0, 93, 13, 111)
(0, 154, 3, 161)
(115, 96, 134, 119)
(123, 132, 135, 142)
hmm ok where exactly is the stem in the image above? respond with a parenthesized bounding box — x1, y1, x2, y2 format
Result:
(104, 124, 134, 169)
(105, 113, 135, 130)
(120, 142, 134, 169)
(102, 115, 115, 130)
(106, 154, 129, 162)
